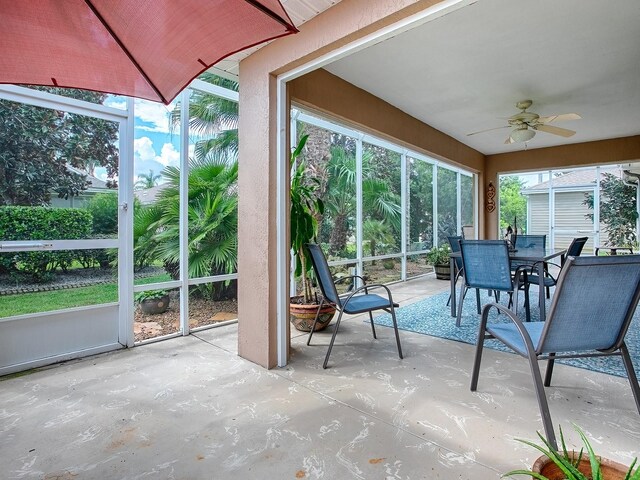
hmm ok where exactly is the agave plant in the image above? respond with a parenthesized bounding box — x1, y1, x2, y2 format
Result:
(504, 424, 639, 480)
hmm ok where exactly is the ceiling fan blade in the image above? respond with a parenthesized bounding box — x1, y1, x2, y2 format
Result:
(504, 135, 514, 144)
(467, 125, 510, 136)
(538, 113, 581, 123)
(535, 124, 576, 137)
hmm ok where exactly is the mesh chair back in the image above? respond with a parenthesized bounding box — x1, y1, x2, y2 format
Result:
(459, 240, 513, 291)
(306, 244, 341, 307)
(515, 234, 546, 252)
(447, 236, 463, 271)
(538, 255, 640, 353)
(567, 236, 588, 257)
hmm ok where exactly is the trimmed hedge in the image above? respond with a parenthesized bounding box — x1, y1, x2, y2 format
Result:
(0, 206, 93, 281)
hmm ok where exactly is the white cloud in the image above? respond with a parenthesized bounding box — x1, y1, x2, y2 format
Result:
(134, 99, 174, 133)
(158, 143, 180, 167)
(134, 137, 157, 162)
(104, 96, 127, 110)
(133, 137, 180, 177)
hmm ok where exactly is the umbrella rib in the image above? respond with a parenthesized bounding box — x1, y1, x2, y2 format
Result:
(83, 0, 167, 103)
(243, 0, 298, 31)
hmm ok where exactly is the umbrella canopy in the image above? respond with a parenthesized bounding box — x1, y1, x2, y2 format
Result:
(0, 0, 297, 104)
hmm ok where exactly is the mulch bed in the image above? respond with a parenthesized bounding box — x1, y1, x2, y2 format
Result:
(134, 292, 237, 342)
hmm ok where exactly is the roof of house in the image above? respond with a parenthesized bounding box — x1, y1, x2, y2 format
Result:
(66, 164, 110, 191)
(134, 184, 168, 204)
(522, 167, 622, 194)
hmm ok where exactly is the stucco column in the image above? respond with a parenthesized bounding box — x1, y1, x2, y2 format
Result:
(237, 68, 281, 368)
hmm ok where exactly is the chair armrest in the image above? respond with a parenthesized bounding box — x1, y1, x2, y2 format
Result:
(335, 274, 367, 293)
(341, 283, 395, 310)
(527, 261, 559, 284)
(480, 302, 538, 354)
(528, 260, 561, 273)
(512, 264, 529, 286)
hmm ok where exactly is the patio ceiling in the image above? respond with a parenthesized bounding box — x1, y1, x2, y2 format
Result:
(318, 0, 640, 156)
(213, 0, 639, 157)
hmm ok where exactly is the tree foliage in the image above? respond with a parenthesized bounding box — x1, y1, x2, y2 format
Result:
(172, 72, 239, 163)
(499, 176, 528, 233)
(584, 172, 638, 246)
(133, 158, 238, 299)
(135, 170, 162, 190)
(137, 74, 241, 299)
(0, 88, 118, 206)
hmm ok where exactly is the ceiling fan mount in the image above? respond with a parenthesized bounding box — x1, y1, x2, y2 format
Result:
(467, 99, 581, 144)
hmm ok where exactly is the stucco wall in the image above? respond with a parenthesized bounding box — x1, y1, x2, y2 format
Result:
(289, 69, 485, 173)
(238, 0, 453, 368)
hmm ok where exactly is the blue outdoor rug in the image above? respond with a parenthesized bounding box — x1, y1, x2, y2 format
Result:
(373, 289, 640, 378)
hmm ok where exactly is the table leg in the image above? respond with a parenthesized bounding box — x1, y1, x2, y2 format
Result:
(538, 260, 546, 321)
(450, 256, 456, 317)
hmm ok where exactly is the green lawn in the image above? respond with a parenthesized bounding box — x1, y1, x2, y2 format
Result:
(0, 272, 172, 318)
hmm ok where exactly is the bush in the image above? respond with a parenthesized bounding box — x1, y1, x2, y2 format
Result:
(86, 192, 118, 235)
(426, 244, 451, 266)
(0, 206, 92, 281)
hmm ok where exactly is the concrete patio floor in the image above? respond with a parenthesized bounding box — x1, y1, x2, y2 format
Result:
(1, 275, 638, 479)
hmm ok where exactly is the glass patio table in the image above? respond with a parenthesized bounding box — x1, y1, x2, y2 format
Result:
(449, 246, 567, 321)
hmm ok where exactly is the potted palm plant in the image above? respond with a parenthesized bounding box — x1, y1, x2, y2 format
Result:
(289, 134, 336, 332)
(504, 424, 638, 479)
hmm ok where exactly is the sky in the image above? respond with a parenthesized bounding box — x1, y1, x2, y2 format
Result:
(102, 96, 182, 184)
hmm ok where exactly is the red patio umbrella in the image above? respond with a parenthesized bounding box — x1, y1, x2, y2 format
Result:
(0, 0, 297, 104)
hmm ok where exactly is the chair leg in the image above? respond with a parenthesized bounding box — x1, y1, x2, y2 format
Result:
(523, 284, 531, 323)
(306, 299, 325, 346)
(368, 312, 377, 339)
(527, 352, 557, 450)
(620, 343, 640, 415)
(544, 353, 555, 387)
(389, 304, 403, 359)
(447, 271, 462, 307)
(456, 285, 467, 327)
(323, 310, 345, 369)
(470, 314, 488, 391)
(475, 288, 481, 314)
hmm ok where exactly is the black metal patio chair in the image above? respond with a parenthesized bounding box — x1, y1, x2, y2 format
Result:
(470, 254, 640, 450)
(525, 236, 588, 294)
(305, 243, 403, 369)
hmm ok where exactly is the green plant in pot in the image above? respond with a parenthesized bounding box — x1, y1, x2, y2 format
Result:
(289, 134, 336, 332)
(135, 289, 170, 315)
(504, 424, 639, 480)
(426, 243, 451, 280)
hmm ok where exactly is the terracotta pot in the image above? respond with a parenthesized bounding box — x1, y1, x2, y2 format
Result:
(139, 295, 170, 315)
(290, 296, 336, 332)
(532, 452, 629, 479)
(434, 264, 450, 280)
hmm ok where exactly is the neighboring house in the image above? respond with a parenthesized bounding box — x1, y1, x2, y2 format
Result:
(134, 184, 168, 205)
(521, 167, 625, 253)
(49, 165, 114, 208)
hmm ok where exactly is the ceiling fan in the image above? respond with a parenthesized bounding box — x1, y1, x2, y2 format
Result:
(467, 100, 581, 144)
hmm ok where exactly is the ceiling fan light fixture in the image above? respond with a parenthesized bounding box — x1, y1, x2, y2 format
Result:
(510, 127, 536, 143)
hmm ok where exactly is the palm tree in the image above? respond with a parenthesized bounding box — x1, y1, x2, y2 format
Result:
(135, 73, 241, 299)
(133, 157, 238, 299)
(171, 72, 239, 163)
(321, 145, 401, 255)
(135, 169, 161, 189)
